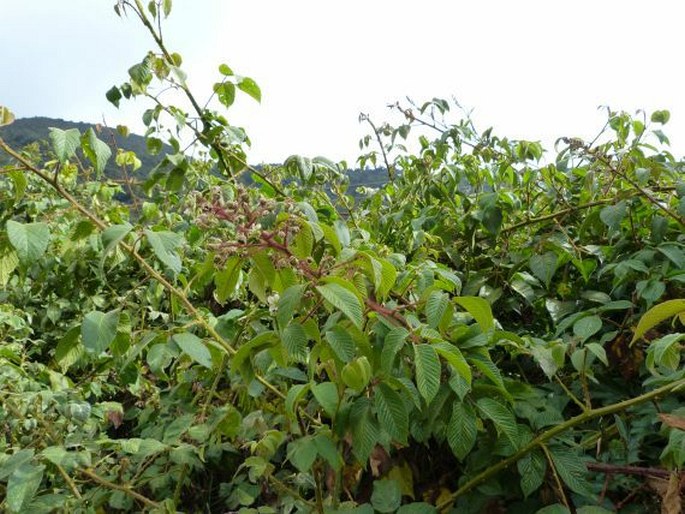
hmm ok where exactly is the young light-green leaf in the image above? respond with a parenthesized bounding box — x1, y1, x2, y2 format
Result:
(6, 220, 50, 264)
(81, 310, 119, 354)
(238, 76, 261, 102)
(454, 296, 494, 332)
(214, 82, 236, 108)
(0, 105, 15, 126)
(631, 299, 685, 344)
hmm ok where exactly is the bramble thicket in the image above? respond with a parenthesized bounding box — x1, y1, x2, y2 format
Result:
(1, 1, 684, 513)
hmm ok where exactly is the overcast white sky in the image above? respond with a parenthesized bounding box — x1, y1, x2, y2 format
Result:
(2, 1, 685, 164)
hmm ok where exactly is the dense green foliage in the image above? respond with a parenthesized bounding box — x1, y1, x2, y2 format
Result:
(1, 2, 685, 513)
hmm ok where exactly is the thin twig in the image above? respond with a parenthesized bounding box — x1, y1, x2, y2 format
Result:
(79, 468, 161, 509)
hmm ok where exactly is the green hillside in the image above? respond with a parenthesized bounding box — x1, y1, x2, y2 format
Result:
(0, 116, 390, 198)
(0, 116, 164, 180)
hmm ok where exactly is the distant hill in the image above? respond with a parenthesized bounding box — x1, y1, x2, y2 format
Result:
(0, 117, 390, 198)
(0, 116, 164, 181)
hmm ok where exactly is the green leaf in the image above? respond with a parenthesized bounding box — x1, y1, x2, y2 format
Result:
(277, 284, 305, 326)
(476, 397, 518, 447)
(549, 447, 594, 498)
(285, 384, 310, 421)
(325, 324, 356, 362)
(81, 128, 112, 174)
(381, 327, 408, 373)
(6, 463, 44, 513)
(214, 82, 236, 108)
(0, 105, 15, 126)
(49, 127, 80, 162)
(313, 432, 342, 469)
(434, 341, 471, 385)
(454, 296, 494, 332)
(414, 344, 441, 404)
(312, 382, 339, 418)
(106, 86, 122, 107)
(55, 327, 83, 371)
(631, 299, 685, 344)
(219, 63, 233, 76)
(529, 252, 558, 289)
(651, 109, 670, 124)
(469, 350, 505, 389)
(231, 331, 277, 378)
(342, 356, 372, 392)
(287, 437, 318, 472)
(7, 169, 27, 203)
(162, 0, 172, 17)
(447, 401, 477, 460)
(173, 332, 213, 368)
(350, 397, 379, 463)
(238, 77, 261, 102)
(81, 310, 119, 354)
(599, 201, 627, 231)
(6, 220, 50, 264)
(145, 229, 183, 273)
(214, 256, 241, 304)
(0, 246, 18, 287)
(100, 222, 132, 272)
(573, 315, 602, 342)
(316, 282, 364, 329)
(371, 478, 402, 513)
(282, 322, 308, 362)
(0, 449, 34, 480)
(292, 222, 314, 258)
(425, 290, 449, 329)
(374, 383, 409, 444)
(377, 258, 397, 299)
(517, 449, 546, 497)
